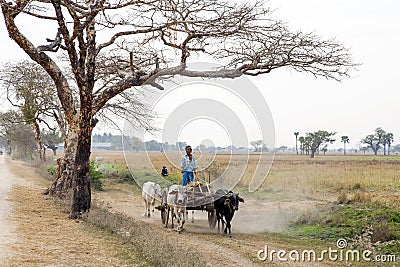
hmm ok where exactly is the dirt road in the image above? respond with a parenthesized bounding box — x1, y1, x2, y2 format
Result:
(94, 183, 330, 267)
(0, 157, 144, 267)
(0, 155, 17, 265)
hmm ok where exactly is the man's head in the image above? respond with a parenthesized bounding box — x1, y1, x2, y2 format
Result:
(185, 145, 192, 155)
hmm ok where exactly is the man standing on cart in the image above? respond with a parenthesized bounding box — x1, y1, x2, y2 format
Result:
(181, 145, 197, 186)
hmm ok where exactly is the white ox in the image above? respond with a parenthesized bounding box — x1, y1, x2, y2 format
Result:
(167, 185, 187, 233)
(142, 181, 162, 217)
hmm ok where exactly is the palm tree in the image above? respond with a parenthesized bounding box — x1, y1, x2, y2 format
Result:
(382, 132, 394, 155)
(294, 132, 299, 155)
(341, 136, 350, 155)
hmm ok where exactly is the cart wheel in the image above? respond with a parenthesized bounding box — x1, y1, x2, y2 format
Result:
(161, 190, 168, 225)
(208, 210, 217, 229)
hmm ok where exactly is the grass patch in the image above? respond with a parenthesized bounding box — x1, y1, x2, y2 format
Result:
(90, 161, 104, 191)
(288, 203, 400, 255)
(97, 162, 183, 187)
(43, 161, 105, 191)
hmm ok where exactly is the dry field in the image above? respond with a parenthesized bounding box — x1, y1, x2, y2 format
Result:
(92, 151, 400, 208)
(88, 151, 400, 266)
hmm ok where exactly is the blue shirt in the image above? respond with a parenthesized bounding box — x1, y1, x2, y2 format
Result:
(181, 154, 197, 172)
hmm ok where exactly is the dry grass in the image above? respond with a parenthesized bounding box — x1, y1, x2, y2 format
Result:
(91, 151, 400, 207)
(84, 204, 207, 267)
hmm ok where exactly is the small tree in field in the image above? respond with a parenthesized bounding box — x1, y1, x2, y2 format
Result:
(341, 136, 350, 155)
(250, 140, 264, 152)
(1, 0, 356, 218)
(361, 128, 386, 156)
(305, 130, 336, 158)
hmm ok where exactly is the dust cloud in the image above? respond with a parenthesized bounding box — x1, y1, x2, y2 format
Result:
(185, 198, 318, 234)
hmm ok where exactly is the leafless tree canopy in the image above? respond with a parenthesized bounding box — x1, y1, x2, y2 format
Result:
(1, 0, 356, 119)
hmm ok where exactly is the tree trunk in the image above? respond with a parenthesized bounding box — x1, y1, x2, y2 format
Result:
(32, 120, 46, 162)
(310, 149, 316, 158)
(52, 148, 57, 156)
(383, 144, 386, 156)
(49, 124, 78, 196)
(69, 107, 96, 218)
(343, 143, 346, 155)
(388, 144, 391, 155)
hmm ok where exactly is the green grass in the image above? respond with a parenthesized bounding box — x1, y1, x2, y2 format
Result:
(45, 161, 104, 191)
(288, 203, 400, 255)
(97, 162, 184, 187)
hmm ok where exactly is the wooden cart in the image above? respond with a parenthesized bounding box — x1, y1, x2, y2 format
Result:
(156, 181, 217, 229)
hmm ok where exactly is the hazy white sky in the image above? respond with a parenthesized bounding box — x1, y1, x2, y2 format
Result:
(1, 0, 399, 149)
(254, 0, 400, 148)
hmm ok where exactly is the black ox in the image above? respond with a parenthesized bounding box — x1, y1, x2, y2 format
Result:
(213, 189, 244, 238)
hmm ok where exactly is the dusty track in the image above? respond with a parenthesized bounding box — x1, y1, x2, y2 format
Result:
(0, 157, 144, 267)
(0, 156, 17, 265)
(94, 183, 334, 266)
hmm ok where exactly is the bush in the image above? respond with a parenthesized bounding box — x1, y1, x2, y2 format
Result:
(45, 161, 103, 190)
(90, 161, 104, 191)
(47, 165, 57, 176)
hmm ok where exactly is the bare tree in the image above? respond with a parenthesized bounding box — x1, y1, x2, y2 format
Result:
(1, 0, 356, 218)
(0, 60, 60, 162)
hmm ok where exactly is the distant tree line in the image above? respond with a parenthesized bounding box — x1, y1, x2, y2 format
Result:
(292, 127, 396, 157)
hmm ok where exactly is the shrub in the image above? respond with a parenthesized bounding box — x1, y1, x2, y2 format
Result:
(47, 165, 57, 176)
(90, 161, 104, 191)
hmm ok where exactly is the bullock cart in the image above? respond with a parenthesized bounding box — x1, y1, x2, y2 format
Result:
(156, 181, 218, 229)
